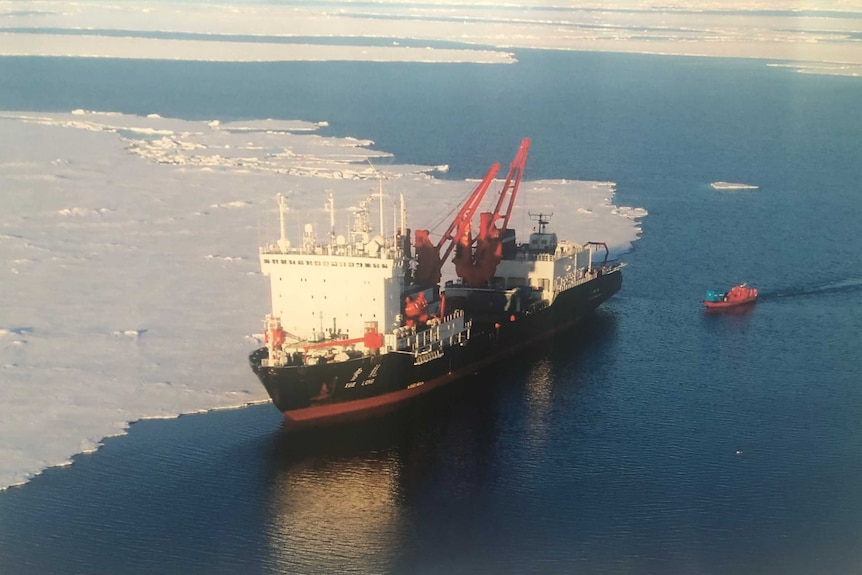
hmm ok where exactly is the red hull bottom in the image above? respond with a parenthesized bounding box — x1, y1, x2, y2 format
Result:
(281, 370, 455, 429)
(703, 298, 757, 310)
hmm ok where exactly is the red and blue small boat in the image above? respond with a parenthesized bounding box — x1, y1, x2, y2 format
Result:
(703, 284, 758, 310)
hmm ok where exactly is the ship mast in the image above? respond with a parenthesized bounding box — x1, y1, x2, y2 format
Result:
(400, 192, 406, 235)
(529, 212, 552, 234)
(326, 191, 335, 254)
(351, 197, 372, 249)
(378, 174, 385, 242)
(367, 158, 386, 243)
(277, 193, 290, 254)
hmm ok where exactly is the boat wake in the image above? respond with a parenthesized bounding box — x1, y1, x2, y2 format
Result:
(758, 277, 862, 301)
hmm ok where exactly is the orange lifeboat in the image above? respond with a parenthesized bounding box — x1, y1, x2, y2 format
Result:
(703, 284, 758, 310)
(404, 292, 429, 326)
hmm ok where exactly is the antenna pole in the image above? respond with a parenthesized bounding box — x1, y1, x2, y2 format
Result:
(378, 176, 384, 241)
(327, 191, 335, 254)
(277, 193, 289, 253)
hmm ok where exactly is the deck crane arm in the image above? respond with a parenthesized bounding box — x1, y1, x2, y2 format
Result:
(437, 162, 500, 265)
(452, 138, 532, 287)
(489, 138, 531, 235)
(412, 139, 532, 288)
(412, 162, 499, 287)
(583, 241, 610, 265)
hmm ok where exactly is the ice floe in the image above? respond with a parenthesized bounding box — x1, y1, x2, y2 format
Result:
(711, 181, 759, 190)
(0, 109, 646, 490)
(0, 1, 860, 72)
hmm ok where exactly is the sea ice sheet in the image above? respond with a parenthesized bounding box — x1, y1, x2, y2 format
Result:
(0, 111, 645, 490)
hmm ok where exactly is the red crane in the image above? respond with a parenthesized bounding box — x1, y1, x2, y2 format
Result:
(490, 137, 531, 236)
(413, 161, 499, 286)
(413, 138, 531, 288)
(455, 138, 530, 286)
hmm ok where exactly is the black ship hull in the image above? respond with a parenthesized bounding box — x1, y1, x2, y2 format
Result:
(249, 268, 622, 429)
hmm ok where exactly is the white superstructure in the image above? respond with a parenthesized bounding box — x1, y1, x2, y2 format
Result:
(260, 251, 406, 343)
(492, 239, 593, 301)
(258, 194, 470, 370)
(445, 213, 596, 307)
(259, 195, 408, 343)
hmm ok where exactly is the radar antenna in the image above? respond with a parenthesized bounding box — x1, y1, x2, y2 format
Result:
(528, 212, 553, 234)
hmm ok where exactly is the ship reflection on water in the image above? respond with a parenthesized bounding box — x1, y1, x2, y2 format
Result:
(264, 438, 405, 572)
(262, 381, 504, 572)
(261, 313, 618, 572)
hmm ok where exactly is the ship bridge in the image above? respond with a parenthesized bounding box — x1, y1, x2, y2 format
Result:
(260, 243, 408, 345)
(259, 191, 413, 344)
(491, 240, 593, 302)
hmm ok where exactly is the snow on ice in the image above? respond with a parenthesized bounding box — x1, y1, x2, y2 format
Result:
(1, 1, 861, 73)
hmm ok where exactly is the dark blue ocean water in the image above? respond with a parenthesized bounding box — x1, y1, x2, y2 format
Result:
(1, 51, 861, 574)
